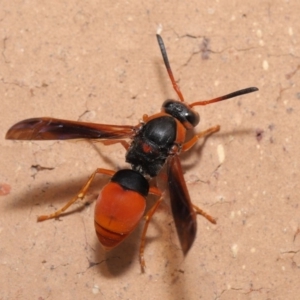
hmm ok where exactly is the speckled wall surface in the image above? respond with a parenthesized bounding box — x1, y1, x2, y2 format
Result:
(1, 1, 299, 299)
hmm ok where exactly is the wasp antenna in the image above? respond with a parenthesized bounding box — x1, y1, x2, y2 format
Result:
(156, 34, 185, 102)
(190, 87, 259, 107)
(156, 24, 163, 35)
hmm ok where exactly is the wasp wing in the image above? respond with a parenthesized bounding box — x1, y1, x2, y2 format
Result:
(6, 117, 135, 140)
(167, 155, 197, 255)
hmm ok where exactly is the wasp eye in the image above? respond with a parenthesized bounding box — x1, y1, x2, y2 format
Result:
(162, 99, 200, 128)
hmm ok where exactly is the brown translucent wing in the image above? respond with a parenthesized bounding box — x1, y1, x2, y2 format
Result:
(167, 155, 197, 255)
(6, 117, 135, 140)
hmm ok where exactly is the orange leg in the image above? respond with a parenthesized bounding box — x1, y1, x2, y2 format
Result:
(182, 126, 220, 224)
(37, 168, 115, 222)
(139, 186, 162, 272)
(181, 125, 220, 152)
(192, 204, 216, 224)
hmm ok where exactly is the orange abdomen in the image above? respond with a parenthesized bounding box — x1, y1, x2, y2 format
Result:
(94, 182, 146, 249)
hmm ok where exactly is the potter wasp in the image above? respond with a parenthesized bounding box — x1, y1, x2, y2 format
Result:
(6, 34, 258, 270)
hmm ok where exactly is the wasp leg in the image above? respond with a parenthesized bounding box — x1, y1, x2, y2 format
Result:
(182, 125, 220, 152)
(192, 204, 216, 224)
(139, 186, 162, 272)
(37, 168, 115, 222)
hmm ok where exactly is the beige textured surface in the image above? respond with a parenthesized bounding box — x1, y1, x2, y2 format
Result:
(1, 1, 300, 299)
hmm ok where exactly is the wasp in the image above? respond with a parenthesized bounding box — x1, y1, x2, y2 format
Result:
(6, 34, 258, 270)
